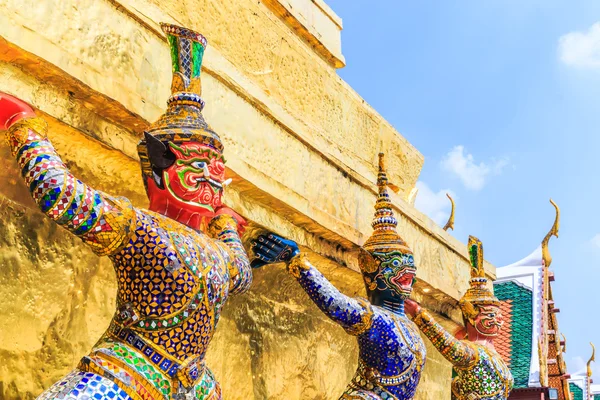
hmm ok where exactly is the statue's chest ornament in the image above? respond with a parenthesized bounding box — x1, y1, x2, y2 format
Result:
(115, 231, 211, 331)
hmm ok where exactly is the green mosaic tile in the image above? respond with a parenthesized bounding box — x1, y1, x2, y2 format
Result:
(100, 340, 171, 397)
(192, 41, 204, 78)
(494, 281, 533, 388)
(570, 382, 584, 400)
(168, 35, 179, 73)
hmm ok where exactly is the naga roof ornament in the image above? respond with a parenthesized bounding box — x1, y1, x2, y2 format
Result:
(541, 199, 560, 268)
(443, 193, 455, 231)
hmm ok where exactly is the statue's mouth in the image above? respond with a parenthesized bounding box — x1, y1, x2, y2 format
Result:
(196, 176, 224, 189)
(390, 267, 416, 292)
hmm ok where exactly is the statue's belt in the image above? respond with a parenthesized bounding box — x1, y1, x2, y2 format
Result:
(101, 322, 203, 390)
(357, 359, 417, 387)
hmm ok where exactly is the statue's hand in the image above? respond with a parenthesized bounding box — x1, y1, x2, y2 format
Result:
(0, 92, 35, 130)
(251, 233, 299, 269)
(404, 299, 422, 318)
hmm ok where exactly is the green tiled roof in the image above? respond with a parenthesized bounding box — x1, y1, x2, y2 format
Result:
(570, 382, 584, 400)
(494, 281, 533, 388)
(594, 394, 600, 400)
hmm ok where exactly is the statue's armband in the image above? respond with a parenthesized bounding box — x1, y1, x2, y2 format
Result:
(80, 195, 137, 256)
(343, 297, 374, 336)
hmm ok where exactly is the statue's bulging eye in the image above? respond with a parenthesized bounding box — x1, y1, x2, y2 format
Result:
(191, 161, 206, 170)
(392, 260, 400, 267)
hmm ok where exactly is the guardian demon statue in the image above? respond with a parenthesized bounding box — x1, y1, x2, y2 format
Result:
(0, 24, 250, 400)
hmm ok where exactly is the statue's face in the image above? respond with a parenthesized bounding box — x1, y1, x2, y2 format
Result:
(473, 304, 504, 337)
(163, 142, 225, 212)
(374, 251, 416, 300)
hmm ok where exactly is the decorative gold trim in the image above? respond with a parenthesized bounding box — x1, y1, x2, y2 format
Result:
(6, 117, 48, 156)
(541, 199, 560, 268)
(207, 214, 237, 239)
(287, 253, 310, 278)
(344, 298, 374, 336)
(443, 193, 455, 231)
(411, 308, 427, 324)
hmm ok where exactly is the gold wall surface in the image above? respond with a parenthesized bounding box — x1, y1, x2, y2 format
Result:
(0, 0, 496, 399)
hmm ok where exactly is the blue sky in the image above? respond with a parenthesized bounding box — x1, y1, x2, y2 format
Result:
(327, 0, 600, 382)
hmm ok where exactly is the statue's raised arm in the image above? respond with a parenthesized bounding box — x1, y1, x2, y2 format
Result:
(2, 96, 134, 257)
(2, 23, 251, 400)
(254, 154, 426, 400)
(254, 234, 373, 334)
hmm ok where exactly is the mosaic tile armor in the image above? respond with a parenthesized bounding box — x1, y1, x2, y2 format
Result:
(254, 154, 426, 399)
(3, 23, 251, 400)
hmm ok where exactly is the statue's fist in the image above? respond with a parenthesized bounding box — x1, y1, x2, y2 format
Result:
(0, 92, 35, 130)
(251, 233, 299, 268)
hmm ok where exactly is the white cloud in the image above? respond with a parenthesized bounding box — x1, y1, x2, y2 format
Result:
(440, 145, 509, 191)
(589, 234, 600, 249)
(414, 181, 456, 226)
(558, 22, 600, 69)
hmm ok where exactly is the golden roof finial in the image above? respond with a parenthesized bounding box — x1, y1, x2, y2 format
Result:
(443, 193, 455, 231)
(541, 199, 560, 268)
(587, 342, 596, 378)
(560, 333, 567, 353)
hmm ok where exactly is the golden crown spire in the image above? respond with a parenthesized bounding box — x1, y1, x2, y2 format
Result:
(459, 236, 499, 315)
(360, 153, 412, 273)
(468, 236, 485, 279)
(370, 153, 398, 232)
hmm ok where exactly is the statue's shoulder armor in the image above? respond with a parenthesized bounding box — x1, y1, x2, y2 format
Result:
(82, 194, 137, 256)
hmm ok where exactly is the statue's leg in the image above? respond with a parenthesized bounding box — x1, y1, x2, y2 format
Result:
(37, 369, 132, 399)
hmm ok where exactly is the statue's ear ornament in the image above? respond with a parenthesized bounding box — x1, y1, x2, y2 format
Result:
(145, 132, 176, 170)
(358, 248, 379, 274)
(459, 299, 478, 321)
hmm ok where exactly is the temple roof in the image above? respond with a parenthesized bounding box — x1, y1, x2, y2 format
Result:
(569, 375, 587, 400)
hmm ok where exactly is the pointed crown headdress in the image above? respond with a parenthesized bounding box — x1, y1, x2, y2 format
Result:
(359, 153, 413, 274)
(137, 23, 223, 183)
(459, 236, 499, 317)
